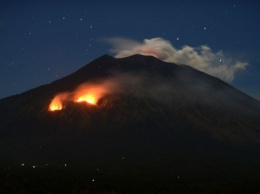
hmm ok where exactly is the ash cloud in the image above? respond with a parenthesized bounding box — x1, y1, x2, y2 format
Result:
(105, 37, 248, 82)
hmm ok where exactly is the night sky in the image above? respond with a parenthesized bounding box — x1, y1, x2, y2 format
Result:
(0, 0, 259, 100)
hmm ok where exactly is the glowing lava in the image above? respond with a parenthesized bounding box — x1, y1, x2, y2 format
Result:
(49, 96, 63, 111)
(48, 80, 117, 112)
(76, 94, 97, 105)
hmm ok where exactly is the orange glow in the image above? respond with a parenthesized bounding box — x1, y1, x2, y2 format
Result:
(73, 86, 107, 106)
(49, 96, 63, 111)
(48, 80, 117, 111)
(76, 94, 97, 105)
(48, 93, 69, 111)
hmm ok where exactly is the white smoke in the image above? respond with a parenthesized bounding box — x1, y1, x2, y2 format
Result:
(105, 37, 248, 82)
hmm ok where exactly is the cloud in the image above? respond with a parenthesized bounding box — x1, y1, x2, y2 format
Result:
(105, 37, 248, 82)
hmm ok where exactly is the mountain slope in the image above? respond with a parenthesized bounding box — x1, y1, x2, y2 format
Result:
(1, 54, 260, 143)
(1, 54, 260, 193)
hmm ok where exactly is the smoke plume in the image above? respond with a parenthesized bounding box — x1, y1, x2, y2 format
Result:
(105, 37, 248, 82)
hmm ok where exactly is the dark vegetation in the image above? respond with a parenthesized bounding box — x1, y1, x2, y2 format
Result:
(1, 55, 260, 193)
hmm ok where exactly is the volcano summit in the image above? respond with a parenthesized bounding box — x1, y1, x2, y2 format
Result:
(1, 55, 260, 193)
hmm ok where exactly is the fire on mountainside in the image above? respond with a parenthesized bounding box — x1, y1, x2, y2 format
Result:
(49, 80, 117, 111)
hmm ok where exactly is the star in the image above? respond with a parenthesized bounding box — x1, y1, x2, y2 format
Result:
(0, 0, 259, 101)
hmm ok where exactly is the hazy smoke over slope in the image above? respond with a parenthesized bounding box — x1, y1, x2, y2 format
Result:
(105, 37, 248, 82)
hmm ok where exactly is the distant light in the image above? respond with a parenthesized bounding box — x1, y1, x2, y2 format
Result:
(122, 156, 125, 160)
(33, 165, 36, 169)
(92, 179, 95, 182)
(64, 164, 67, 167)
(21, 163, 25, 167)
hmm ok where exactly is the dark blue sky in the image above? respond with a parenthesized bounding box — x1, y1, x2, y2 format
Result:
(0, 0, 259, 99)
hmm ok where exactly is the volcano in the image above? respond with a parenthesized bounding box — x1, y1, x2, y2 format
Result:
(1, 54, 260, 193)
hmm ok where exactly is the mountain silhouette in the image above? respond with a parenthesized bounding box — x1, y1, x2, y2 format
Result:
(1, 54, 260, 193)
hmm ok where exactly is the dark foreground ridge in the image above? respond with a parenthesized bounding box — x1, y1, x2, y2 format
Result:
(1, 54, 260, 193)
